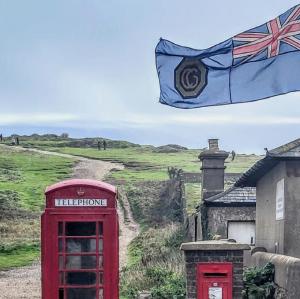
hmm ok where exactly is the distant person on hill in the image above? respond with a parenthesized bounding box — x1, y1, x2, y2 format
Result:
(103, 140, 107, 150)
(231, 150, 236, 161)
(16, 137, 19, 145)
(11, 137, 16, 145)
(97, 141, 101, 150)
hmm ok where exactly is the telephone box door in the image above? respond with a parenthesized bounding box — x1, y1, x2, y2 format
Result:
(48, 214, 115, 299)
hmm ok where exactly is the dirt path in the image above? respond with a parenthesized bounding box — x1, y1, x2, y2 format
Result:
(0, 145, 140, 298)
(117, 187, 140, 267)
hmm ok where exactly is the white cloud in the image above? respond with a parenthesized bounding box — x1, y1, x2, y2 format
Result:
(1, 110, 300, 128)
(0, 113, 79, 125)
(169, 115, 300, 125)
(100, 113, 300, 127)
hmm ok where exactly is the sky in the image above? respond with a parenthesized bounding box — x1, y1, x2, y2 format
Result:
(1, 0, 300, 153)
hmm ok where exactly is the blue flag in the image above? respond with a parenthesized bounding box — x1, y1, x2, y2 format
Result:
(155, 5, 300, 109)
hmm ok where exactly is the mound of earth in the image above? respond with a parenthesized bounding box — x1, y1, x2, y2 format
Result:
(153, 144, 188, 153)
(6, 134, 141, 149)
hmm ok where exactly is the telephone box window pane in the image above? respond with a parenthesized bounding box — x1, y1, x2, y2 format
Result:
(66, 272, 96, 285)
(99, 256, 103, 268)
(99, 239, 103, 252)
(59, 288, 64, 299)
(66, 239, 96, 253)
(67, 288, 96, 299)
(99, 272, 104, 285)
(59, 272, 64, 285)
(59, 256, 64, 270)
(66, 222, 96, 236)
(66, 256, 97, 269)
(98, 223, 103, 236)
(58, 239, 63, 252)
(99, 288, 104, 299)
(58, 222, 63, 236)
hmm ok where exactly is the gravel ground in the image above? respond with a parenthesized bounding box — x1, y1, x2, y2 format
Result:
(0, 146, 139, 298)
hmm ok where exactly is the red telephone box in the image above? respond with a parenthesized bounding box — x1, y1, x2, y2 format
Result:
(41, 179, 119, 299)
(197, 263, 232, 299)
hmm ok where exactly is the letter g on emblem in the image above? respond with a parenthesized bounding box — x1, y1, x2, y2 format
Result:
(175, 58, 208, 99)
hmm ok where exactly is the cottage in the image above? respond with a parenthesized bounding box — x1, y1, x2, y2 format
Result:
(191, 139, 256, 245)
(235, 138, 300, 258)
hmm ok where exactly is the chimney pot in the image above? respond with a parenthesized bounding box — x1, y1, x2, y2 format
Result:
(208, 139, 219, 151)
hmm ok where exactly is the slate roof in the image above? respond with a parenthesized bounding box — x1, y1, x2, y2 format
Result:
(235, 138, 300, 188)
(269, 138, 300, 157)
(203, 186, 256, 206)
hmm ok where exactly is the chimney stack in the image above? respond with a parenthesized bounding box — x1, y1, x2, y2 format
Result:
(199, 139, 229, 200)
(208, 138, 219, 151)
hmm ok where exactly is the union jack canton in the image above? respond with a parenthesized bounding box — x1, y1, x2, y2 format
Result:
(233, 5, 300, 65)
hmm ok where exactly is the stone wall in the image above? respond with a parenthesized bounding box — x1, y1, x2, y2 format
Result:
(182, 172, 242, 184)
(251, 252, 300, 298)
(206, 206, 256, 238)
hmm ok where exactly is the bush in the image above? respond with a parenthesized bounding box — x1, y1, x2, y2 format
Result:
(243, 262, 276, 299)
(120, 224, 186, 299)
(147, 267, 186, 299)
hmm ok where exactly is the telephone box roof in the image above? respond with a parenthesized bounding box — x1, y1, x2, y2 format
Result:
(45, 179, 116, 194)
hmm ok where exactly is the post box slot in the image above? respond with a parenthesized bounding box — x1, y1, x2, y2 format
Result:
(204, 273, 227, 277)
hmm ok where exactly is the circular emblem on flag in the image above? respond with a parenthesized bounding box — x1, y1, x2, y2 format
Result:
(175, 58, 208, 99)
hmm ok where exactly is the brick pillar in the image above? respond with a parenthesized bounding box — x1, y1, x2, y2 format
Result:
(181, 241, 250, 299)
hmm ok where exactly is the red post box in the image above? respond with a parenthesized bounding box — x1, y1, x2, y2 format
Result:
(41, 179, 119, 299)
(197, 263, 232, 299)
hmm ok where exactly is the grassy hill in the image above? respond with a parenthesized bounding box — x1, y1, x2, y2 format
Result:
(6, 134, 261, 182)
(2, 134, 140, 149)
(0, 145, 75, 270)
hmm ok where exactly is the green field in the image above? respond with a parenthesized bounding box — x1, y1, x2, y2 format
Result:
(0, 145, 75, 269)
(27, 146, 261, 182)
(0, 146, 75, 209)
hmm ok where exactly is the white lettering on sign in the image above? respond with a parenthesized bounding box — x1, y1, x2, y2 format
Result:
(55, 199, 108, 207)
(209, 287, 222, 299)
(276, 178, 285, 220)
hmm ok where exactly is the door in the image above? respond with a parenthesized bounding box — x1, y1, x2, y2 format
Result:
(57, 219, 105, 299)
(228, 221, 255, 245)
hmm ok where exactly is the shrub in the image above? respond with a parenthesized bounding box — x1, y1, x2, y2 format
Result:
(146, 267, 186, 299)
(242, 262, 276, 299)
